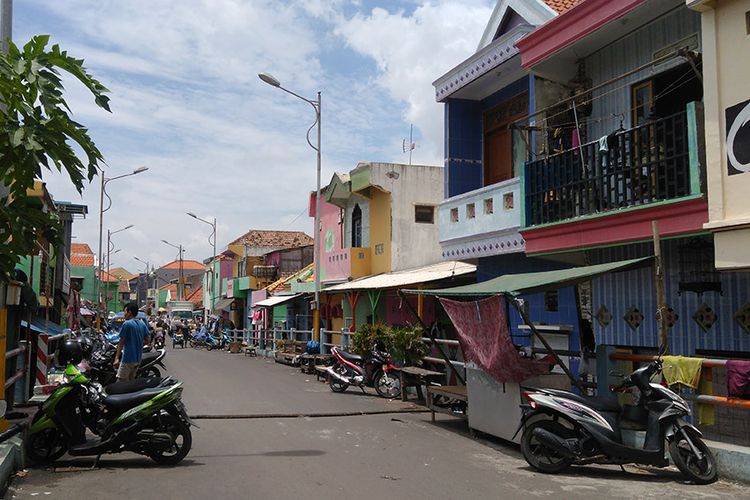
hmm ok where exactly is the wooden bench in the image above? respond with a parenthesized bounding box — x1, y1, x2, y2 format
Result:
(399, 366, 445, 402)
(300, 354, 333, 374)
(426, 385, 468, 421)
(274, 340, 307, 366)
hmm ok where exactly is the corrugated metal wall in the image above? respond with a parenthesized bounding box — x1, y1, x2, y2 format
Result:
(585, 6, 701, 140)
(591, 240, 750, 356)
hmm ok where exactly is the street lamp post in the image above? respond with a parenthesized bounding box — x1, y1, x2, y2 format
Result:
(105, 224, 133, 314)
(258, 72, 322, 346)
(162, 240, 184, 300)
(96, 166, 148, 326)
(187, 212, 217, 322)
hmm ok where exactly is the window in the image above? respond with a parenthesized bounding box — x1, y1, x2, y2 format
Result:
(450, 208, 459, 223)
(351, 204, 362, 247)
(544, 290, 559, 312)
(375, 243, 384, 255)
(414, 205, 434, 224)
(484, 198, 494, 215)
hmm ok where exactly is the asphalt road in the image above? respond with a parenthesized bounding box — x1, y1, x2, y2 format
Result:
(7, 346, 747, 499)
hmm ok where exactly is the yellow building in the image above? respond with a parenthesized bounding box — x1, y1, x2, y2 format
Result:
(689, 0, 750, 268)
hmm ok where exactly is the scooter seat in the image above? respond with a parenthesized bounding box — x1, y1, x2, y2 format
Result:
(103, 387, 166, 413)
(542, 389, 621, 413)
(141, 350, 159, 363)
(338, 350, 363, 363)
(105, 377, 162, 395)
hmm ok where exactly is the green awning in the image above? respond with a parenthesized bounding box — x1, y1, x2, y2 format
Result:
(403, 257, 653, 297)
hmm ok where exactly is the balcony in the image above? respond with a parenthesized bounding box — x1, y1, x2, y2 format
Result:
(438, 177, 525, 260)
(324, 247, 371, 282)
(524, 107, 701, 228)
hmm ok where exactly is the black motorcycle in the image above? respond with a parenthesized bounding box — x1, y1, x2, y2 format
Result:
(79, 333, 167, 384)
(517, 353, 718, 484)
(327, 346, 401, 399)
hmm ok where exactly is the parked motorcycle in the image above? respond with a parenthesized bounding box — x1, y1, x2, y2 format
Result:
(327, 346, 401, 399)
(26, 340, 193, 465)
(517, 351, 718, 484)
(79, 333, 167, 384)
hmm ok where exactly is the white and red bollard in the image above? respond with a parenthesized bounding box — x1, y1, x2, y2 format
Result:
(36, 333, 49, 386)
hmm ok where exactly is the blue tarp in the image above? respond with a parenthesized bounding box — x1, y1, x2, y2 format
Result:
(20, 317, 66, 336)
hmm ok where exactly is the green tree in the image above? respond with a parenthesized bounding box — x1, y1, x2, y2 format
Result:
(0, 35, 109, 281)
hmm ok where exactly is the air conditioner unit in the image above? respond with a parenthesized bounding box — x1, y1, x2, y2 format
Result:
(146, 288, 156, 299)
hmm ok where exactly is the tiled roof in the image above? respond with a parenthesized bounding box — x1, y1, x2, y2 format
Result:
(117, 280, 131, 293)
(543, 0, 579, 14)
(109, 267, 137, 281)
(71, 243, 94, 255)
(71, 243, 95, 267)
(98, 270, 120, 283)
(229, 230, 313, 249)
(160, 260, 206, 270)
(186, 285, 203, 306)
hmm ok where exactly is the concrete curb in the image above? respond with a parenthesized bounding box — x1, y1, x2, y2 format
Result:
(705, 439, 750, 483)
(0, 435, 23, 496)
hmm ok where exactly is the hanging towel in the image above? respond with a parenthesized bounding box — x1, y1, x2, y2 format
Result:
(662, 356, 703, 389)
(439, 296, 553, 383)
(726, 359, 750, 398)
(598, 136, 609, 153)
(698, 367, 715, 426)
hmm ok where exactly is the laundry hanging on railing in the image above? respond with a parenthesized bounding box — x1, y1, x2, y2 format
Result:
(438, 295, 552, 383)
(726, 360, 750, 399)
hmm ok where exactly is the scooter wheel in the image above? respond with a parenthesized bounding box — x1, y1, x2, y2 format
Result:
(148, 413, 192, 465)
(520, 419, 574, 474)
(26, 412, 68, 464)
(669, 428, 718, 484)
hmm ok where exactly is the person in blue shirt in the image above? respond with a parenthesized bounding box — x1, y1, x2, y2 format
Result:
(113, 302, 150, 381)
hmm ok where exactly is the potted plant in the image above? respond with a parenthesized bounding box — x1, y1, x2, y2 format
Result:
(388, 326, 429, 367)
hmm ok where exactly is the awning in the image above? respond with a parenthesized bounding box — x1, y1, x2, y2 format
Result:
(253, 294, 303, 308)
(324, 261, 476, 293)
(213, 297, 234, 312)
(403, 257, 653, 297)
(20, 318, 66, 336)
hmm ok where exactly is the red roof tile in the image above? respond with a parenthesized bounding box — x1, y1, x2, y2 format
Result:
(543, 0, 580, 14)
(98, 270, 120, 283)
(186, 286, 203, 306)
(117, 280, 131, 293)
(160, 260, 206, 271)
(228, 230, 313, 249)
(109, 267, 137, 281)
(71, 243, 95, 267)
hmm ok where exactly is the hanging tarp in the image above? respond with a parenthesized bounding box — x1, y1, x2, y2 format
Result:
(440, 296, 553, 383)
(404, 257, 653, 297)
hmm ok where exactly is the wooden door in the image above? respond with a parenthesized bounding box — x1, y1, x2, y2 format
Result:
(484, 127, 512, 186)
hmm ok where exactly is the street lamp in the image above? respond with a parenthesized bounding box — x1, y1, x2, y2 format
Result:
(258, 71, 322, 345)
(96, 166, 148, 324)
(105, 224, 133, 314)
(187, 212, 217, 321)
(162, 239, 185, 300)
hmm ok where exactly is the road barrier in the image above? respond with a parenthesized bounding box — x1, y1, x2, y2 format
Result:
(4, 343, 27, 391)
(35, 331, 68, 387)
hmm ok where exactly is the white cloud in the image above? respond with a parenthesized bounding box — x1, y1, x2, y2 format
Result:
(15, 0, 491, 272)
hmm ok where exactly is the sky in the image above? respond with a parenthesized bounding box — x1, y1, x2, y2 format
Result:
(14, 0, 494, 272)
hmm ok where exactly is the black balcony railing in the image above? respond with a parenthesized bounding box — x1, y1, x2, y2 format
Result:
(525, 110, 691, 227)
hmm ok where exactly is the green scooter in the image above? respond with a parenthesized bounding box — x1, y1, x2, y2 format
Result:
(26, 340, 194, 466)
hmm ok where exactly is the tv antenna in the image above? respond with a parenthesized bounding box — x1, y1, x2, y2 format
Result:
(402, 124, 416, 165)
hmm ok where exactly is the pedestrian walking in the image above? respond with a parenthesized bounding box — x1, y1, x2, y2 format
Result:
(113, 302, 151, 381)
